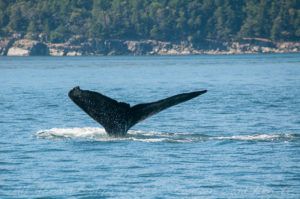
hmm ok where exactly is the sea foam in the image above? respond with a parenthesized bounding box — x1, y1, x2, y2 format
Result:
(34, 127, 296, 143)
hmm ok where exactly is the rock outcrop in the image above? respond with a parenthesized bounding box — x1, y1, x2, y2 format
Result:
(0, 38, 16, 56)
(6, 39, 49, 56)
(1, 37, 299, 56)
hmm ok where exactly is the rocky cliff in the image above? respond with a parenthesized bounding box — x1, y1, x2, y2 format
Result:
(0, 37, 299, 56)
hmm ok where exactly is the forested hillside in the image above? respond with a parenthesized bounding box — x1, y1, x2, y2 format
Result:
(0, 0, 299, 43)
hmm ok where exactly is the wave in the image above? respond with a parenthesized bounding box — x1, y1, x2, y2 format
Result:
(33, 127, 298, 143)
(213, 134, 296, 141)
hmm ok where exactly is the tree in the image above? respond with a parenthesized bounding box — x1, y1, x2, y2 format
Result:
(50, 25, 68, 43)
(0, 0, 299, 42)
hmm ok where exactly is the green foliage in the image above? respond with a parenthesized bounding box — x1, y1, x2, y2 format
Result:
(0, 0, 299, 42)
(50, 25, 69, 43)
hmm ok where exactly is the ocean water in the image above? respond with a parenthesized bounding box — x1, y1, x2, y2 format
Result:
(0, 54, 299, 198)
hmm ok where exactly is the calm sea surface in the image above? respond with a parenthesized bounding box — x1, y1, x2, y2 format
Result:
(0, 54, 300, 198)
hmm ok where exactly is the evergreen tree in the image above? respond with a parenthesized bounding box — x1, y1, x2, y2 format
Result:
(0, 0, 298, 42)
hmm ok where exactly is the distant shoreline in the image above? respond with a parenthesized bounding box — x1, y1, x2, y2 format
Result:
(1, 37, 299, 56)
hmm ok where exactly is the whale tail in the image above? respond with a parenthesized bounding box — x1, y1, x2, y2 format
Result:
(68, 87, 207, 136)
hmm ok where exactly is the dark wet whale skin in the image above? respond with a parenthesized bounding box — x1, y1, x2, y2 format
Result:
(69, 86, 207, 137)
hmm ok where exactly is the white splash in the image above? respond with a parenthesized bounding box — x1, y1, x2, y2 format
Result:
(34, 127, 296, 143)
(35, 127, 107, 140)
(34, 127, 197, 142)
(213, 134, 294, 141)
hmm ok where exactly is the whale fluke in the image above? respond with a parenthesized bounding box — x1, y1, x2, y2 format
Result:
(68, 86, 207, 137)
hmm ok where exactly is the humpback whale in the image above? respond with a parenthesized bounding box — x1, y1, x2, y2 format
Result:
(68, 86, 207, 137)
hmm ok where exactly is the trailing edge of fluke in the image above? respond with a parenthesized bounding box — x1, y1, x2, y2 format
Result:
(68, 86, 207, 137)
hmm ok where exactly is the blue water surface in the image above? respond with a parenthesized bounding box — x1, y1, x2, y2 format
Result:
(0, 54, 300, 198)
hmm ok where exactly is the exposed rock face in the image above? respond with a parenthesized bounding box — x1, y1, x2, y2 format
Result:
(0, 38, 16, 56)
(126, 40, 154, 55)
(6, 39, 49, 56)
(105, 40, 130, 55)
(1, 37, 299, 56)
(7, 47, 30, 56)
